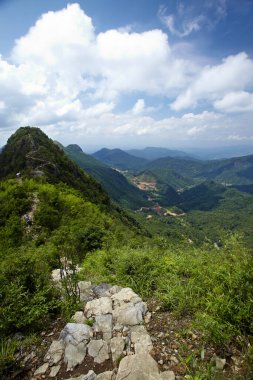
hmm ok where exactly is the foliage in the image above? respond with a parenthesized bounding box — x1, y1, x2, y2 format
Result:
(82, 235, 253, 346)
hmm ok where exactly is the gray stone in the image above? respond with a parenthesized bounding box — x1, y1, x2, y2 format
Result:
(59, 323, 93, 345)
(109, 285, 123, 295)
(116, 353, 160, 380)
(64, 342, 88, 370)
(85, 297, 112, 318)
(112, 301, 147, 326)
(215, 356, 226, 370)
(97, 371, 113, 380)
(130, 325, 153, 354)
(110, 336, 125, 363)
(59, 323, 93, 370)
(111, 288, 142, 308)
(88, 339, 109, 364)
(44, 340, 64, 365)
(160, 371, 175, 380)
(49, 365, 61, 377)
(65, 370, 97, 380)
(34, 362, 49, 376)
(94, 314, 113, 341)
(72, 311, 86, 324)
(93, 283, 112, 298)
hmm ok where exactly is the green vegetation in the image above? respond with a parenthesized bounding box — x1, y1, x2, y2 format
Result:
(92, 147, 148, 170)
(65, 144, 149, 209)
(1, 127, 253, 377)
(82, 234, 253, 345)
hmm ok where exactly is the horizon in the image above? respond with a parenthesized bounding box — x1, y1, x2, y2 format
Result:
(0, 0, 253, 147)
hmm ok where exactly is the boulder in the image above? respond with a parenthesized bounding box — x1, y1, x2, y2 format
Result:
(78, 281, 94, 302)
(49, 365, 61, 377)
(112, 301, 147, 326)
(111, 288, 142, 308)
(130, 325, 153, 354)
(44, 340, 64, 365)
(85, 297, 112, 318)
(94, 314, 113, 341)
(97, 371, 114, 379)
(160, 371, 175, 380)
(88, 339, 109, 364)
(65, 370, 97, 380)
(110, 336, 125, 363)
(34, 362, 49, 376)
(72, 311, 86, 324)
(116, 353, 159, 380)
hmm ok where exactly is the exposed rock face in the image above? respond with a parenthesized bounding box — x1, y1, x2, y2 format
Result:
(34, 283, 175, 380)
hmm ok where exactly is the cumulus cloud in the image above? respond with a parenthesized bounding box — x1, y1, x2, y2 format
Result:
(171, 53, 253, 110)
(0, 2, 252, 147)
(214, 91, 253, 112)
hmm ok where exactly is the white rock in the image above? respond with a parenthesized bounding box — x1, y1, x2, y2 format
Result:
(160, 371, 175, 380)
(65, 370, 97, 380)
(215, 356, 226, 370)
(44, 340, 64, 365)
(130, 325, 153, 354)
(85, 297, 112, 318)
(72, 311, 86, 324)
(49, 365, 61, 377)
(112, 302, 147, 326)
(34, 363, 49, 376)
(64, 342, 87, 370)
(88, 339, 109, 364)
(94, 314, 113, 341)
(116, 353, 160, 380)
(110, 336, 125, 363)
(60, 323, 93, 345)
(111, 288, 142, 308)
(97, 371, 113, 380)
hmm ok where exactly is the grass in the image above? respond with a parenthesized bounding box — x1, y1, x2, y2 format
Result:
(81, 234, 253, 347)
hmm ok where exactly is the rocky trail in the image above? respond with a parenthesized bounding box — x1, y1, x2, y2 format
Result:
(13, 278, 246, 380)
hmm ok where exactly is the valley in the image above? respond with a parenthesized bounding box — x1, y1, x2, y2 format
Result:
(0, 127, 252, 380)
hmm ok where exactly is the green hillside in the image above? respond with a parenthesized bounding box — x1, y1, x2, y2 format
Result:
(65, 144, 150, 209)
(92, 148, 148, 170)
(127, 146, 192, 160)
(0, 127, 109, 207)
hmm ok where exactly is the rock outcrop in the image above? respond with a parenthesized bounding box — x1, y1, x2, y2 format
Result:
(33, 283, 175, 380)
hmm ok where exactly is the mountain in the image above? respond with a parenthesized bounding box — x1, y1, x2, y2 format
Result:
(92, 148, 148, 170)
(200, 154, 253, 185)
(186, 145, 253, 160)
(127, 147, 194, 160)
(0, 127, 109, 206)
(65, 144, 150, 209)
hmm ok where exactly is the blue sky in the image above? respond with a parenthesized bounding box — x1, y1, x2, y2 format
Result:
(0, 0, 253, 149)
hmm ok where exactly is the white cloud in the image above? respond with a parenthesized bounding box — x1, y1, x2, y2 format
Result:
(132, 99, 145, 115)
(0, 2, 252, 147)
(214, 91, 253, 112)
(171, 53, 253, 110)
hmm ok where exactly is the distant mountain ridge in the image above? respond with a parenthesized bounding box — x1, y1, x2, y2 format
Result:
(65, 144, 150, 209)
(92, 148, 148, 170)
(127, 147, 194, 160)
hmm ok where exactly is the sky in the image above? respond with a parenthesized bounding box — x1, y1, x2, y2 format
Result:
(0, 0, 253, 150)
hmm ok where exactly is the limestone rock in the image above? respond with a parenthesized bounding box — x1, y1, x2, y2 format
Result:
(88, 339, 109, 364)
(110, 336, 125, 363)
(85, 297, 112, 318)
(111, 288, 142, 308)
(49, 365, 61, 377)
(72, 311, 86, 324)
(94, 314, 113, 341)
(160, 371, 176, 380)
(44, 340, 64, 365)
(65, 370, 97, 380)
(116, 353, 160, 380)
(64, 342, 88, 370)
(130, 325, 153, 354)
(34, 362, 49, 376)
(97, 371, 113, 380)
(93, 283, 112, 298)
(215, 356, 226, 370)
(112, 301, 147, 326)
(60, 323, 93, 345)
(60, 323, 93, 370)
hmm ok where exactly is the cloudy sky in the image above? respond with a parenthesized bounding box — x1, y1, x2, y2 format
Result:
(0, 0, 253, 150)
